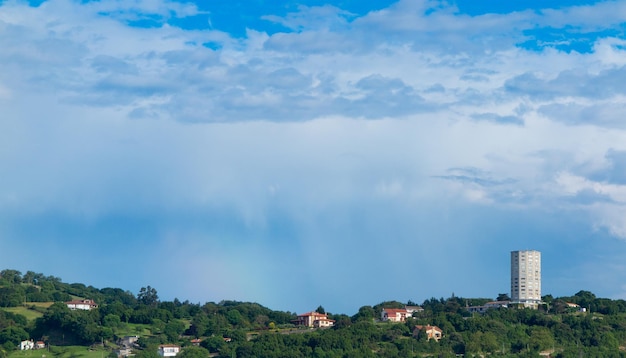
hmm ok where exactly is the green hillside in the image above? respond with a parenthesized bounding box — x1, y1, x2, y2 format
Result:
(2, 269, 626, 357)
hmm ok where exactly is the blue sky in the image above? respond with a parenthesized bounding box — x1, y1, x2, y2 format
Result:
(2, 0, 626, 315)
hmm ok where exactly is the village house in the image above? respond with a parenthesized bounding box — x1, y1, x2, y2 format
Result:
(116, 348, 133, 358)
(157, 344, 180, 357)
(65, 299, 98, 310)
(405, 305, 424, 315)
(414, 325, 443, 341)
(381, 305, 424, 322)
(19, 340, 34, 350)
(115, 336, 138, 357)
(20, 340, 46, 350)
(467, 301, 509, 315)
(118, 335, 139, 348)
(293, 311, 335, 328)
(566, 302, 587, 312)
(381, 308, 409, 322)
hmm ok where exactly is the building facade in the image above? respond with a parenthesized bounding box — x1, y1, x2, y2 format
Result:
(510, 250, 541, 305)
(157, 345, 180, 357)
(381, 308, 409, 322)
(293, 311, 335, 328)
(65, 299, 98, 310)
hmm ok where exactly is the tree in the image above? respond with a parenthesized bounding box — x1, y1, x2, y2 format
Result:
(201, 336, 225, 353)
(22, 271, 36, 285)
(0, 286, 25, 307)
(176, 346, 210, 358)
(574, 290, 596, 311)
(138, 286, 159, 306)
(188, 312, 209, 337)
(103, 314, 122, 329)
(0, 270, 22, 285)
(134, 348, 160, 358)
(0, 326, 29, 347)
(226, 310, 243, 326)
(164, 320, 186, 342)
(497, 293, 511, 301)
(316, 305, 326, 314)
(529, 326, 555, 352)
(352, 306, 375, 322)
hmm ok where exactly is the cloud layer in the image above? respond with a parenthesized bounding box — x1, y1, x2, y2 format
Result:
(2, 0, 626, 313)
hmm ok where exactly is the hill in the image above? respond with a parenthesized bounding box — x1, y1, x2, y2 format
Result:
(2, 269, 626, 357)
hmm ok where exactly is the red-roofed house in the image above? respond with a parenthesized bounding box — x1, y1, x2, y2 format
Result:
(381, 308, 409, 322)
(293, 311, 335, 328)
(66, 299, 98, 310)
(414, 325, 443, 341)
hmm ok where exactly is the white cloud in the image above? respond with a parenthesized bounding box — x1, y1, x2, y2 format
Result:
(3, 0, 626, 309)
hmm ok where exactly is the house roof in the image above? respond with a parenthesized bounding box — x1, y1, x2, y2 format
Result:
(405, 305, 423, 310)
(65, 299, 97, 305)
(298, 311, 328, 317)
(415, 325, 442, 332)
(383, 308, 407, 314)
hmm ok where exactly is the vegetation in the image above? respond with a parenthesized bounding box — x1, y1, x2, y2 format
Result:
(1, 269, 626, 357)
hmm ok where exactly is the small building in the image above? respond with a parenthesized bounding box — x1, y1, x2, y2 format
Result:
(35, 341, 46, 349)
(381, 308, 409, 322)
(467, 301, 509, 314)
(20, 340, 34, 350)
(414, 325, 443, 341)
(119, 335, 139, 348)
(190, 338, 202, 346)
(293, 311, 335, 328)
(116, 348, 133, 358)
(66, 299, 98, 310)
(158, 345, 180, 357)
(405, 306, 424, 315)
(566, 302, 587, 312)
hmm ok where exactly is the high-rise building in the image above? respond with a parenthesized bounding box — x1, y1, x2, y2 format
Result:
(510, 250, 541, 305)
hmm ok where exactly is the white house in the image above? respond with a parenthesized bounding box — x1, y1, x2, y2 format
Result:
(66, 299, 98, 310)
(20, 340, 35, 350)
(381, 308, 409, 322)
(405, 306, 424, 315)
(467, 301, 509, 314)
(157, 344, 180, 357)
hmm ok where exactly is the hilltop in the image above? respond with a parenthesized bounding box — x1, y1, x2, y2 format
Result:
(1, 269, 626, 357)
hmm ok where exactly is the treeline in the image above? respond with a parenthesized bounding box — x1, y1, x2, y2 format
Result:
(2, 269, 626, 357)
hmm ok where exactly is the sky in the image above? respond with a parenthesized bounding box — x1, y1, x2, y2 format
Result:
(1, 0, 626, 315)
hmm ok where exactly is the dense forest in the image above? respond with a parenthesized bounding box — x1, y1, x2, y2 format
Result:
(1, 269, 626, 357)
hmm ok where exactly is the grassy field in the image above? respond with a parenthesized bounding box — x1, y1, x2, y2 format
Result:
(8, 346, 110, 358)
(114, 323, 153, 337)
(2, 305, 48, 321)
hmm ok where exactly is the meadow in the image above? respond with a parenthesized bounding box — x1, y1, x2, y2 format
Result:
(8, 346, 109, 358)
